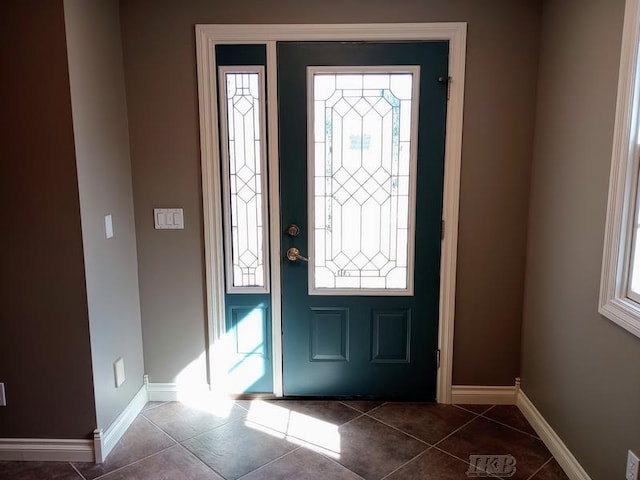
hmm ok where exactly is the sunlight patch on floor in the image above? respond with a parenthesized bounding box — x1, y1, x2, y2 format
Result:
(244, 399, 341, 459)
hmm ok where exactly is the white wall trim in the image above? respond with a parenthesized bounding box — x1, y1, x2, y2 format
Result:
(451, 384, 519, 405)
(195, 27, 226, 390)
(450, 387, 592, 479)
(0, 438, 95, 463)
(436, 23, 467, 404)
(196, 23, 468, 42)
(195, 23, 467, 403)
(0, 382, 148, 464)
(517, 391, 593, 480)
(266, 41, 284, 397)
(94, 382, 148, 463)
(148, 382, 179, 401)
(599, 0, 640, 340)
(147, 382, 211, 402)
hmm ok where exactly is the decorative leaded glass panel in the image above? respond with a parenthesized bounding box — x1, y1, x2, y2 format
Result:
(219, 67, 269, 292)
(309, 68, 419, 294)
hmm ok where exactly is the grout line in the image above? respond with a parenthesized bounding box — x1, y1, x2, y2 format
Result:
(338, 400, 388, 416)
(363, 413, 431, 447)
(524, 455, 554, 480)
(431, 446, 502, 479)
(364, 401, 388, 416)
(175, 442, 230, 480)
(69, 462, 87, 480)
(453, 404, 493, 415)
(479, 413, 542, 440)
(235, 407, 367, 480)
(366, 404, 481, 452)
(235, 446, 302, 479)
(77, 400, 552, 480)
(167, 401, 366, 479)
(73, 415, 179, 480)
(139, 411, 240, 479)
(335, 412, 366, 428)
(137, 413, 182, 445)
(234, 400, 251, 412)
(143, 407, 243, 444)
(338, 401, 367, 414)
(313, 449, 368, 480)
(139, 413, 182, 444)
(269, 410, 369, 479)
(379, 446, 434, 479)
(88, 444, 177, 480)
(141, 401, 169, 413)
(431, 415, 479, 448)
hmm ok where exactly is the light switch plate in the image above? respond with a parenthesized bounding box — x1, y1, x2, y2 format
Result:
(113, 357, 126, 388)
(105, 214, 113, 239)
(154, 208, 184, 230)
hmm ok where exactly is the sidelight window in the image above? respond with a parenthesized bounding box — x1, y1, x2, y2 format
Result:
(218, 67, 270, 293)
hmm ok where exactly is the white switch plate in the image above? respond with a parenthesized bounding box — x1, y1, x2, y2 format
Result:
(0, 383, 6, 406)
(154, 208, 184, 230)
(113, 357, 126, 388)
(105, 214, 114, 239)
(628, 450, 639, 480)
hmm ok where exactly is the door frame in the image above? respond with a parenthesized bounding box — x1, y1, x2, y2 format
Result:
(195, 23, 467, 403)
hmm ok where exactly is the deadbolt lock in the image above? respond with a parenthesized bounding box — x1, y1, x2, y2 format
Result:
(286, 224, 300, 237)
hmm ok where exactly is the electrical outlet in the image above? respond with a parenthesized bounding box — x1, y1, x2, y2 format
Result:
(0, 383, 5, 406)
(627, 450, 639, 480)
(105, 214, 114, 239)
(113, 357, 126, 388)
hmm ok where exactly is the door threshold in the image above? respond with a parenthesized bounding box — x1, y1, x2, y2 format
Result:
(230, 394, 436, 402)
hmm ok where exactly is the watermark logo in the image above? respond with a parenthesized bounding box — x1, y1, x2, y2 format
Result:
(466, 455, 516, 477)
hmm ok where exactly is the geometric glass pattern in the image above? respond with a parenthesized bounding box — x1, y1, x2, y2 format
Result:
(219, 67, 269, 292)
(309, 69, 419, 293)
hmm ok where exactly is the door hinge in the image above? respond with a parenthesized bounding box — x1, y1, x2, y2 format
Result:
(441, 219, 445, 240)
(436, 349, 441, 369)
(438, 75, 451, 100)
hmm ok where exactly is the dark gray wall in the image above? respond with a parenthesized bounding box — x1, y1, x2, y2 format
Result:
(64, 0, 145, 430)
(0, 0, 97, 438)
(521, 0, 640, 478)
(119, 0, 542, 387)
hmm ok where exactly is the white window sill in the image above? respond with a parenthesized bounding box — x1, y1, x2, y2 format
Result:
(599, 297, 640, 339)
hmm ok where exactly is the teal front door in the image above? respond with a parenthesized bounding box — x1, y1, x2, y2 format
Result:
(278, 42, 449, 400)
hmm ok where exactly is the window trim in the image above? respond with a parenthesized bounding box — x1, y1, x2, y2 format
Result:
(599, 0, 640, 339)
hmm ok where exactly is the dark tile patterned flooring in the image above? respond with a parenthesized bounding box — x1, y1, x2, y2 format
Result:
(0, 401, 570, 480)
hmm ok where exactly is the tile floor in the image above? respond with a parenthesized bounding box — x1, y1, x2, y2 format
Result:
(0, 400, 570, 480)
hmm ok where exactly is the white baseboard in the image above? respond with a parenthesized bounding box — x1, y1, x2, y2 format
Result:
(451, 385, 519, 405)
(147, 382, 180, 401)
(147, 382, 210, 402)
(517, 391, 592, 480)
(0, 379, 149, 463)
(94, 382, 148, 463)
(0, 438, 94, 463)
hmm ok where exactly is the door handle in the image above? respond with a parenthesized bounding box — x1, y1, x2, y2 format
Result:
(287, 247, 309, 262)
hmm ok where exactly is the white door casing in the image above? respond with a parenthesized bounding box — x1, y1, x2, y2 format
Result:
(195, 23, 467, 403)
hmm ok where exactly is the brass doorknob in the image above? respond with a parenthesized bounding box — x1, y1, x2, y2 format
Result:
(286, 247, 309, 262)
